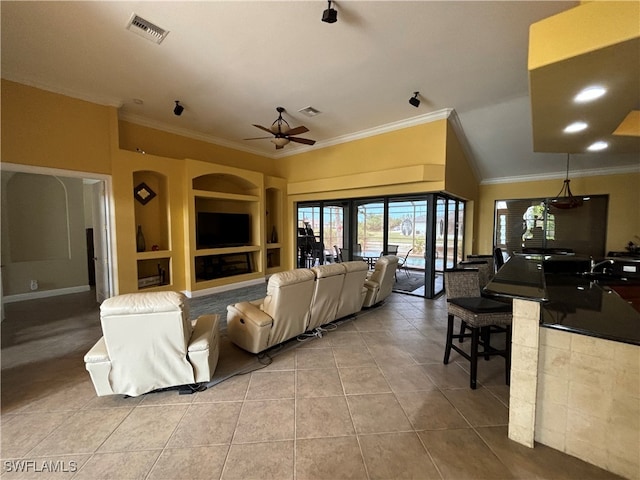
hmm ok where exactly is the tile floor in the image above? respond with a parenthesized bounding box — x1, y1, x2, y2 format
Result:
(1, 290, 621, 479)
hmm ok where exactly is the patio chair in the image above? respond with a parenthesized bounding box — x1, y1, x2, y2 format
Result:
(396, 248, 413, 279)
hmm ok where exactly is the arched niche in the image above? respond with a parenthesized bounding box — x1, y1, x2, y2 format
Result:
(192, 173, 259, 196)
(6, 173, 70, 262)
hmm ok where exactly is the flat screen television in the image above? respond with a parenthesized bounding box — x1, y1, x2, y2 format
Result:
(196, 212, 251, 249)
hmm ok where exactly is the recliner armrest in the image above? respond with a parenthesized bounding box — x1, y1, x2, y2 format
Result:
(364, 279, 379, 290)
(84, 336, 109, 363)
(228, 301, 273, 328)
(188, 314, 220, 353)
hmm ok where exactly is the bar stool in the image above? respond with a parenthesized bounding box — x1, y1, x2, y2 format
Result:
(443, 269, 512, 389)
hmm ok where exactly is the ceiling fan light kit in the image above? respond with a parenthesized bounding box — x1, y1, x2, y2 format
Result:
(244, 107, 316, 150)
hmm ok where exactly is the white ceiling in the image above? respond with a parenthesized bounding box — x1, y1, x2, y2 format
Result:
(2, 1, 638, 183)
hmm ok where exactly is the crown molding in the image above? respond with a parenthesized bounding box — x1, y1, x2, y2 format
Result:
(274, 108, 454, 158)
(118, 112, 273, 158)
(2, 72, 123, 108)
(481, 164, 640, 185)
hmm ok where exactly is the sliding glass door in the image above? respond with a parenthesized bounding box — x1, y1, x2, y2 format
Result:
(296, 193, 465, 299)
(388, 199, 428, 295)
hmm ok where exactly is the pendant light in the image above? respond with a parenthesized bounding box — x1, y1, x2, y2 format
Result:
(549, 154, 583, 209)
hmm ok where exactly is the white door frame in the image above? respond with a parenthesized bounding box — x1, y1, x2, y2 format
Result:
(0, 162, 118, 300)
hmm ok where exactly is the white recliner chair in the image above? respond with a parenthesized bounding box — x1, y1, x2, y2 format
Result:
(227, 269, 316, 354)
(363, 255, 399, 307)
(84, 291, 220, 397)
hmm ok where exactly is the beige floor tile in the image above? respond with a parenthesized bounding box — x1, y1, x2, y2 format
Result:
(476, 426, 622, 480)
(1, 411, 71, 458)
(194, 375, 250, 402)
(138, 389, 195, 406)
(296, 335, 331, 349)
(379, 364, 435, 392)
(296, 396, 355, 438)
(245, 370, 295, 400)
(332, 345, 377, 368)
(98, 405, 188, 452)
(296, 368, 344, 397)
(0, 454, 91, 479)
(82, 393, 143, 410)
(359, 432, 441, 479)
(168, 402, 242, 447)
(326, 331, 366, 348)
(261, 349, 296, 370)
(419, 428, 515, 480)
(27, 408, 130, 456)
(73, 450, 160, 480)
(421, 362, 472, 389)
(486, 384, 511, 408)
(338, 366, 391, 395)
(14, 380, 96, 414)
(353, 316, 390, 332)
(347, 393, 412, 434)
(295, 436, 367, 480)
(221, 440, 294, 480)
(442, 388, 509, 426)
(396, 390, 470, 430)
(295, 349, 336, 370)
(232, 399, 294, 443)
(367, 345, 417, 366)
(148, 445, 228, 480)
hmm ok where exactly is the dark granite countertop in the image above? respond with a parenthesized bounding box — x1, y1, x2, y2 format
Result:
(483, 255, 640, 346)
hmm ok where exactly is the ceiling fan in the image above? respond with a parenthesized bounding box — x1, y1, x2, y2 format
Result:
(244, 107, 316, 149)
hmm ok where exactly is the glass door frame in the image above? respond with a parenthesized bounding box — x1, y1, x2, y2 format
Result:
(296, 192, 466, 299)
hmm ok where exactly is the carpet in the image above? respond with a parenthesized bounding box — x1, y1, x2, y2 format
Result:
(188, 282, 273, 386)
(393, 270, 425, 293)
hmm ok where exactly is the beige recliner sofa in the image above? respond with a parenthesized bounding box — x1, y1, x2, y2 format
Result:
(84, 291, 220, 397)
(227, 261, 369, 354)
(227, 269, 316, 354)
(363, 255, 399, 307)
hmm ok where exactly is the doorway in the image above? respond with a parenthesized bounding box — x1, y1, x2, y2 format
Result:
(0, 163, 115, 305)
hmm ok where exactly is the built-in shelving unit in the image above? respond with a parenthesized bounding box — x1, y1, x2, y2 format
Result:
(186, 163, 266, 292)
(265, 176, 286, 275)
(133, 170, 172, 290)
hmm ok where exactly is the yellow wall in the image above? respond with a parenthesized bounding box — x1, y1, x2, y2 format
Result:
(118, 121, 276, 176)
(477, 172, 640, 255)
(528, 1, 640, 70)
(1, 80, 113, 174)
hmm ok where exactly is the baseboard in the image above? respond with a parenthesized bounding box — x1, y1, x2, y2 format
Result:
(3, 285, 91, 304)
(183, 277, 267, 299)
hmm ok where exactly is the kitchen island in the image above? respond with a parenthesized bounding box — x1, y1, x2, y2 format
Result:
(484, 255, 639, 479)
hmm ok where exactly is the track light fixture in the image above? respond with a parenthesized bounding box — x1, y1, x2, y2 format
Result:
(322, 0, 337, 23)
(173, 100, 184, 116)
(409, 92, 420, 108)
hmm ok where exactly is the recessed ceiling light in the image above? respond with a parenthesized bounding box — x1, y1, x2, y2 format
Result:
(574, 86, 606, 103)
(587, 141, 608, 151)
(563, 121, 587, 133)
(133, 98, 144, 105)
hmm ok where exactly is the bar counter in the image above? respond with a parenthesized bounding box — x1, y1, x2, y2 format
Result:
(482, 255, 639, 479)
(484, 254, 640, 345)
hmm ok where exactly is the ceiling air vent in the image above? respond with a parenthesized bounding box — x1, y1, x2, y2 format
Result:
(126, 14, 169, 44)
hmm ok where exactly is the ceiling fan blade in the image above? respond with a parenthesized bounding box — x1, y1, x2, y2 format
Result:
(243, 136, 273, 140)
(252, 124, 274, 134)
(286, 126, 309, 136)
(289, 137, 316, 145)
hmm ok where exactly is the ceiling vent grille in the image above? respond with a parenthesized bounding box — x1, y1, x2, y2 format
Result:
(126, 14, 169, 44)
